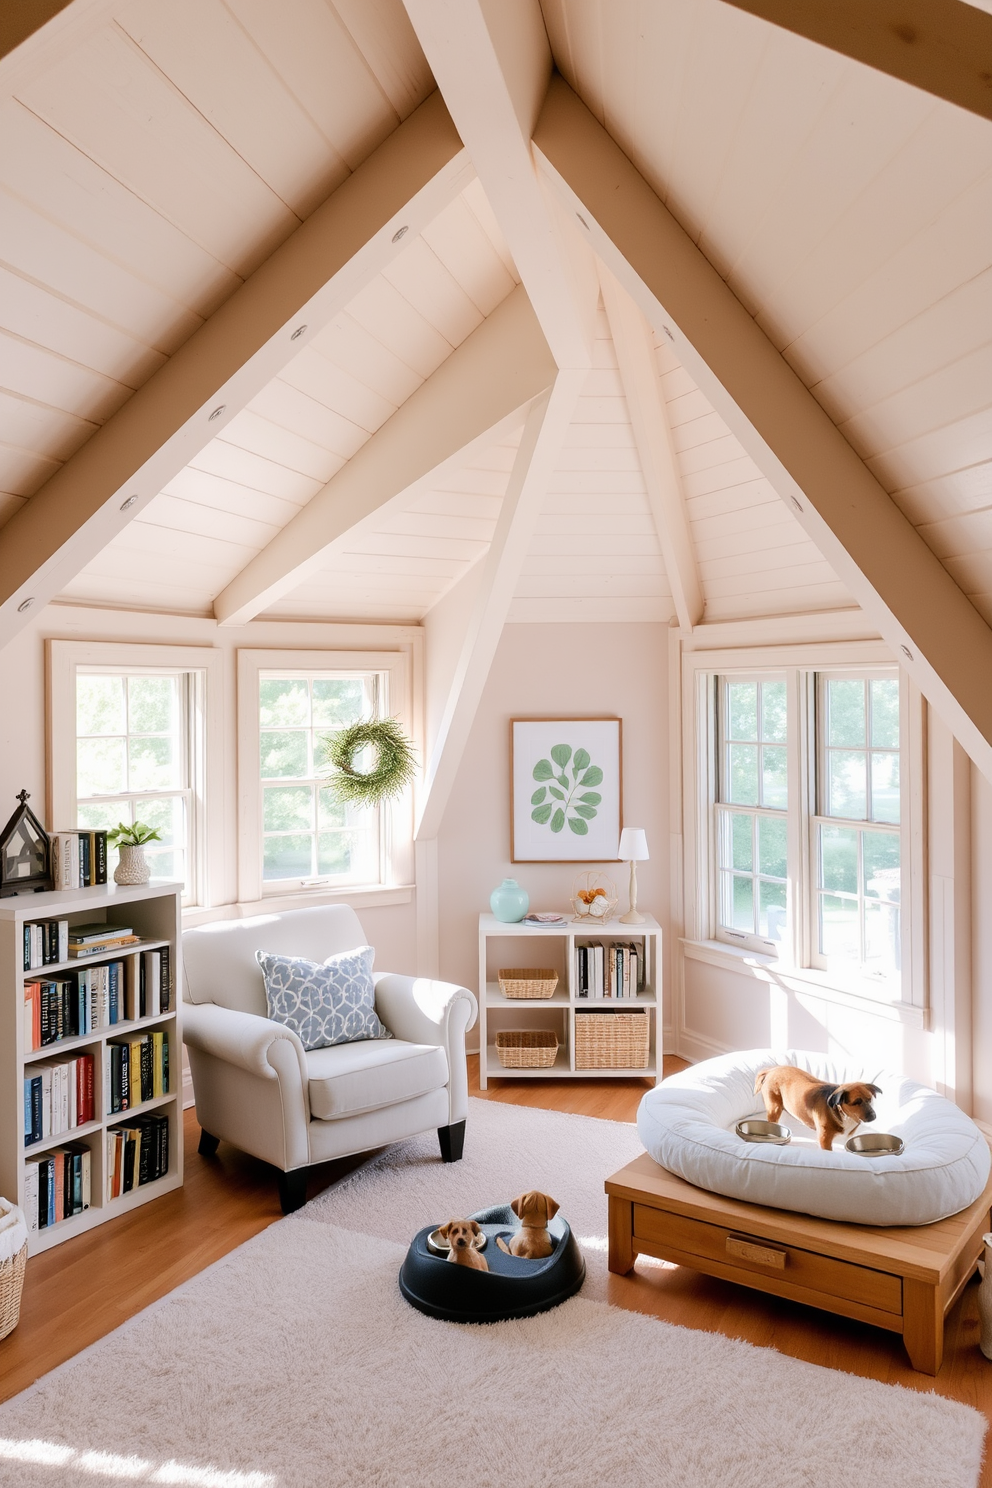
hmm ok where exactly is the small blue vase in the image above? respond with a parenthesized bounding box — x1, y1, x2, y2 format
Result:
(490, 878, 529, 923)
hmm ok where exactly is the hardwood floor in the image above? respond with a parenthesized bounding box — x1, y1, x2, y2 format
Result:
(3, 1055, 991, 1481)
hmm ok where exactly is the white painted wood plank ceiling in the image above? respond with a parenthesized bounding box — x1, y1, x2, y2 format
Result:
(0, 0, 988, 633)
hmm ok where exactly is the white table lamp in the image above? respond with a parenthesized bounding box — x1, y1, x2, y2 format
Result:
(618, 827, 649, 925)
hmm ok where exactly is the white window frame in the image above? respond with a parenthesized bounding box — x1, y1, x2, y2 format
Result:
(47, 641, 224, 910)
(682, 639, 927, 1015)
(237, 649, 415, 907)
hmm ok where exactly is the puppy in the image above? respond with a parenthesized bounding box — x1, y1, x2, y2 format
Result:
(496, 1190, 560, 1259)
(755, 1065, 881, 1151)
(438, 1218, 489, 1271)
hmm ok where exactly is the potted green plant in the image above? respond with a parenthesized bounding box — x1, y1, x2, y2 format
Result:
(107, 821, 162, 886)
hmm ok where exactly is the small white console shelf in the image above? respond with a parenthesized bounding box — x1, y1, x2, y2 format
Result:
(477, 913, 662, 1089)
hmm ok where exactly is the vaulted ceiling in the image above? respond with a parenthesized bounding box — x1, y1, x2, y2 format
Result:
(0, 0, 991, 754)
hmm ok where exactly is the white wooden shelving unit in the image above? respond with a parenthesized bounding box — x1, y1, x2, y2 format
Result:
(0, 880, 182, 1255)
(477, 913, 661, 1089)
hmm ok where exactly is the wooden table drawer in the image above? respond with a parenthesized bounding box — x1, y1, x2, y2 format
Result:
(632, 1203, 902, 1316)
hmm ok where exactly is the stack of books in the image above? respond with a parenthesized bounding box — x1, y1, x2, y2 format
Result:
(67, 923, 140, 959)
(23, 1053, 95, 1145)
(575, 940, 644, 999)
(50, 831, 109, 890)
(24, 1143, 92, 1230)
(107, 1113, 169, 1198)
(105, 1031, 169, 1113)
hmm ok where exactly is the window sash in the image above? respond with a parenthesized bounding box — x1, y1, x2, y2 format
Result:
(257, 668, 385, 892)
(696, 655, 922, 1006)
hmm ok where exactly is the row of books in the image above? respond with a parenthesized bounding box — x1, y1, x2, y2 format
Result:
(574, 941, 645, 999)
(25, 1143, 91, 1230)
(24, 947, 172, 1050)
(24, 1053, 95, 1146)
(22, 918, 141, 971)
(106, 1032, 170, 1114)
(50, 830, 109, 891)
(107, 1114, 170, 1199)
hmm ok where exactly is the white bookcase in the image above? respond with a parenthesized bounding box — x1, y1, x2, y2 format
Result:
(0, 880, 183, 1255)
(477, 913, 661, 1089)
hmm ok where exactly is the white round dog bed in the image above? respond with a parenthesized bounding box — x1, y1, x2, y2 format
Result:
(637, 1049, 991, 1226)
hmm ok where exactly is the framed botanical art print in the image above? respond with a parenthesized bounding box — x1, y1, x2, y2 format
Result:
(511, 718, 622, 863)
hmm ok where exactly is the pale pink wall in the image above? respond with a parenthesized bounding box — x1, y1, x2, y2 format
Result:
(435, 621, 671, 1029)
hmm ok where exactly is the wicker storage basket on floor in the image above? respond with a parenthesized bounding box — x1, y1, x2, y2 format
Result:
(574, 1010, 650, 1069)
(494, 1030, 559, 1068)
(497, 968, 558, 999)
(0, 1243, 27, 1341)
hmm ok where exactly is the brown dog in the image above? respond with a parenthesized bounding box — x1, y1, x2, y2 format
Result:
(496, 1191, 560, 1259)
(755, 1065, 882, 1151)
(438, 1218, 489, 1271)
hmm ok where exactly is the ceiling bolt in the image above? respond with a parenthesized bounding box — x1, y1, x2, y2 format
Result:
(901, 644, 914, 661)
(290, 324, 307, 340)
(120, 495, 138, 511)
(791, 496, 803, 512)
(208, 405, 226, 421)
(17, 598, 34, 613)
(391, 226, 409, 243)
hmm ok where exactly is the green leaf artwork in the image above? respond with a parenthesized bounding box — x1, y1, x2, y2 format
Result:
(531, 745, 603, 834)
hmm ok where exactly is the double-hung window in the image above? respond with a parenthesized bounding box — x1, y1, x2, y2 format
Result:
(47, 641, 220, 906)
(695, 647, 923, 1008)
(237, 648, 415, 905)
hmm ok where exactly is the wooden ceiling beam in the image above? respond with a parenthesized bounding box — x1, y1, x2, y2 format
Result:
(415, 368, 584, 841)
(401, 0, 597, 370)
(599, 265, 703, 634)
(717, 0, 992, 124)
(534, 73, 992, 779)
(0, 89, 472, 649)
(213, 285, 558, 626)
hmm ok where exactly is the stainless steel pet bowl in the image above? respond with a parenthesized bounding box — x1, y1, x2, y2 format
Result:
(426, 1228, 488, 1255)
(846, 1132, 905, 1157)
(735, 1119, 791, 1145)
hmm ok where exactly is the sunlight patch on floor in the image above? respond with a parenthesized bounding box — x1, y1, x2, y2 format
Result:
(576, 1235, 676, 1269)
(0, 1440, 275, 1486)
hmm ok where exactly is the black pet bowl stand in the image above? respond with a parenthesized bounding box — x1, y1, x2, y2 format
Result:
(399, 1202, 586, 1323)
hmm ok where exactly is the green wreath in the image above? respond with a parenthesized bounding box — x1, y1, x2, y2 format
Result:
(321, 718, 418, 807)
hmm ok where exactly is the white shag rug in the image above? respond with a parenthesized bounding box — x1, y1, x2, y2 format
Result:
(0, 1101, 984, 1488)
(304, 1096, 647, 1300)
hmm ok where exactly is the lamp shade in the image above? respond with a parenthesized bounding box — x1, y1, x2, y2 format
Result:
(618, 827, 649, 861)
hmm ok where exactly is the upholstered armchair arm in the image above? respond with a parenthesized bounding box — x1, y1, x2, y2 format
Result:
(183, 1000, 308, 1084)
(182, 1001, 311, 1171)
(373, 975, 478, 1125)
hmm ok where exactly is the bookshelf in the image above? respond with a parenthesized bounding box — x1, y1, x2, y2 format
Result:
(0, 880, 182, 1255)
(477, 913, 661, 1090)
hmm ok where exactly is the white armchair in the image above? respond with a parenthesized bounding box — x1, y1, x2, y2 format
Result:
(182, 904, 478, 1213)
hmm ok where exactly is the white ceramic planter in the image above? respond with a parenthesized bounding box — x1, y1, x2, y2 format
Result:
(114, 843, 150, 886)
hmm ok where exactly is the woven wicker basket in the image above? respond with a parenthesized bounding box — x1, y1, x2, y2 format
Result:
(494, 1030, 559, 1068)
(497, 968, 558, 1000)
(0, 1243, 27, 1341)
(574, 1010, 650, 1069)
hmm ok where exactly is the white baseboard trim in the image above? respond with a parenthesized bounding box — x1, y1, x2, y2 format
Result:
(675, 1025, 730, 1064)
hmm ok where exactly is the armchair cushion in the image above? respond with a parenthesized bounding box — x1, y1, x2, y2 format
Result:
(307, 1039, 448, 1120)
(256, 945, 391, 1051)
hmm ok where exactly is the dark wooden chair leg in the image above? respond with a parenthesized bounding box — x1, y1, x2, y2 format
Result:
(198, 1129, 220, 1157)
(438, 1120, 466, 1163)
(278, 1168, 309, 1214)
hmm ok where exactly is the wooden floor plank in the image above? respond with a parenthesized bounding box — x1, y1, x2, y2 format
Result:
(1, 1054, 990, 1482)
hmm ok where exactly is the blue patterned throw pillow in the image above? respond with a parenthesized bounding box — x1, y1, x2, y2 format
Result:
(255, 945, 391, 1051)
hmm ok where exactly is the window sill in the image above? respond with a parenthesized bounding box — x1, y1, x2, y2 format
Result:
(680, 938, 926, 1028)
(183, 883, 414, 927)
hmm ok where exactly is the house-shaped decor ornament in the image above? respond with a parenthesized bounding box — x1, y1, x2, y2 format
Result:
(0, 789, 52, 896)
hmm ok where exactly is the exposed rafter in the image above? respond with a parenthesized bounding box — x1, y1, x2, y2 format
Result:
(718, 0, 992, 124)
(400, 0, 596, 370)
(599, 265, 703, 634)
(214, 285, 557, 626)
(0, 89, 472, 648)
(416, 369, 585, 840)
(534, 73, 992, 780)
